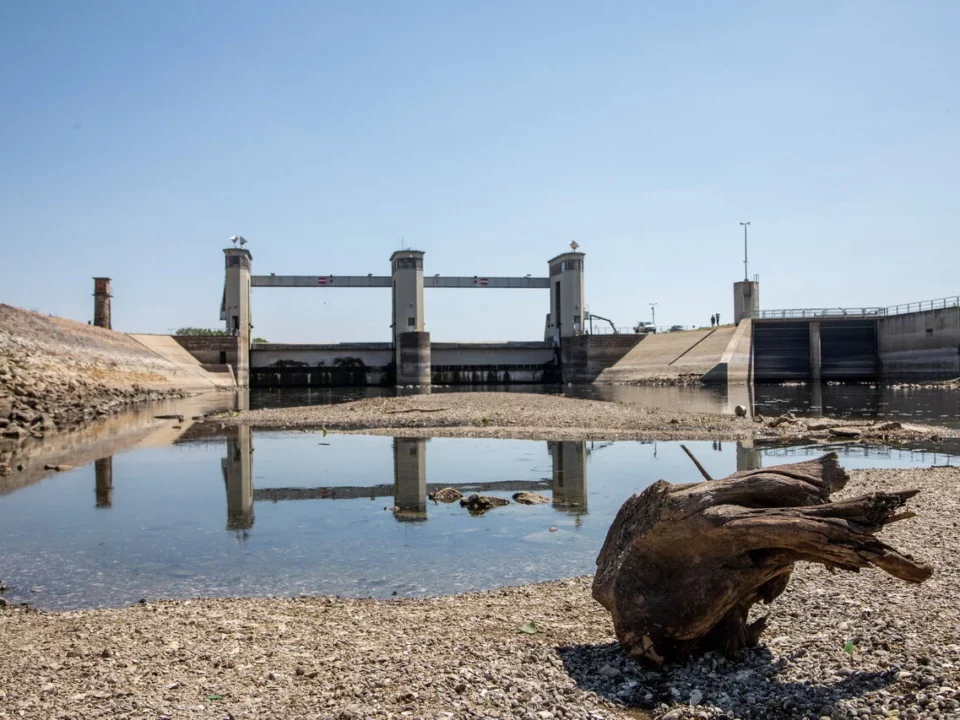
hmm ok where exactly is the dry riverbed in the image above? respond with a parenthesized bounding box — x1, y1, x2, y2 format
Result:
(214, 391, 958, 445)
(1, 466, 957, 720)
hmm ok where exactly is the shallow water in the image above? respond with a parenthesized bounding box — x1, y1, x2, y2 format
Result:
(0, 430, 955, 610)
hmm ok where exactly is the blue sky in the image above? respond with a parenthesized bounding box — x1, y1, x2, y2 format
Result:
(1, 1, 957, 342)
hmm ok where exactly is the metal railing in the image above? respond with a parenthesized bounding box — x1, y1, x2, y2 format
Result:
(884, 295, 960, 316)
(753, 294, 960, 320)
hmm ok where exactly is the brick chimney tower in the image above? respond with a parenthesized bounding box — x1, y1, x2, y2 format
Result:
(93, 277, 112, 329)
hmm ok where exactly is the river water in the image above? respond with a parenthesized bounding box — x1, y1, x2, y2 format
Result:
(0, 384, 957, 610)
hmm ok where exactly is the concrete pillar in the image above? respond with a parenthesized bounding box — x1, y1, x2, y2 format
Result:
(547, 252, 585, 341)
(397, 331, 431, 385)
(550, 440, 587, 514)
(391, 250, 428, 385)
(222, 426, 254, 533)
(223, 248, 253, 388)
(94, 456, 113, 508)
(736, 440, 762, 472)
(809, 320, 822, 382)
(393, 437, 427, 522)
(733, 280, 760, 323)
(93, 277, 112, 329)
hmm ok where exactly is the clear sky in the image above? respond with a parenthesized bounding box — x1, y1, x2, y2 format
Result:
(1, 1, 957, 342)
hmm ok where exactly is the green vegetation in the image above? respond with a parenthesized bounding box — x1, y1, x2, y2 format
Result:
(174, 327, 267, 343)
(174, 327, 227, 336)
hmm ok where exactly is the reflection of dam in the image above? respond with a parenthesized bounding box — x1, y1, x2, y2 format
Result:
(245, 437, 592, 522)
(549, 441, 587, 514)
(94, 457, 113, 508)
(223, 434, 765, 527)
(221, 426, 254, 533)
(393, 437, 427, 522)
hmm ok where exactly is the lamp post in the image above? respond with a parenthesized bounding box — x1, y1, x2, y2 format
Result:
(740, 222, 751, 281)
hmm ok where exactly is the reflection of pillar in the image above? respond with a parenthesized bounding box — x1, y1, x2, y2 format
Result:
(550, 440, 587, 513)
(393, 437, 427, 522)
(222, 426, 254, 532)
(94, 456, 113, 508)
(809, 321, 822, 382)
(736, 440, 762, 472)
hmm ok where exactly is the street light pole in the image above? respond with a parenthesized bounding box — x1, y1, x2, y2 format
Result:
(740, 221, 751, 281)
(649, 302, 657, 327)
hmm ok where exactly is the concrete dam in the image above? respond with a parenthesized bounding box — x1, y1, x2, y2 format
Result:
(88, 246, 960, 387)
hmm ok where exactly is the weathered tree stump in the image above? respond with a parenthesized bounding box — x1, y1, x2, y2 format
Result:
(592, 451, 932, 665)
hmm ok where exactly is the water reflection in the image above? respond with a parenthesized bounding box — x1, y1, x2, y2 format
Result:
(222, 426, 254, 535)
(549, 441, 588, 514)
(94, 457, 113, 508)
(393, 437, 427, 522)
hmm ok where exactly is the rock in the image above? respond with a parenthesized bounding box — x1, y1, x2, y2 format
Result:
(100, 648, 114, 659)
(512, 492, 549, 505)
(829, 427, 863, 439)
(548, 526, 558, 532)
(459, 494, 509, 514)
(0, 597, 7, 608)
(43, 464, 73, 472)
(1, 425, 26, 440)
(734, 405, 747, 417)
(0, 463, 11, 477)
(598, 663, 620, 678)
(689, 689, 703, 706)
(875, 421, 903, 431)
(295, 666, 305, 676)
(429, 487, 463, 503)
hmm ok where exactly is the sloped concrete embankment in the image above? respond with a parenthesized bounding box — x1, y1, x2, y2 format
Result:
(0, 304, 232, 467)
(592, 325, 742, 384)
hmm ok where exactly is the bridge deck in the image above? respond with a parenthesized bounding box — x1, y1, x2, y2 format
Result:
(251, 275, 549, 288)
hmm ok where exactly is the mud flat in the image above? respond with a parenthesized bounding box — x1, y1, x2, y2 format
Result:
(0, 466, 957, 719)
(214, 391, 958, 445)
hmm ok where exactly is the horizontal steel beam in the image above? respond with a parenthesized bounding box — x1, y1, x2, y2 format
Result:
(252, 275, 391, 287)
(251, 275, 550, 289)
(424, 276, 549, 289)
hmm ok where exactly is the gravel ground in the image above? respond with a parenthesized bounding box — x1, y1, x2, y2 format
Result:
(214, 391, 958, 444)
(1, 466, 957, 720)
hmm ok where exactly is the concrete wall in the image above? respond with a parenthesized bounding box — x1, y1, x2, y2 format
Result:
(174, 335, 242, 367)
(701, 320, 753, 384)
(879, 307, 960, 380)
(560, 335, 642, 383)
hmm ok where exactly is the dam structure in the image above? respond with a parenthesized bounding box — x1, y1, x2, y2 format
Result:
(114, 245, 959, 389)
(212, 246, 614, 389)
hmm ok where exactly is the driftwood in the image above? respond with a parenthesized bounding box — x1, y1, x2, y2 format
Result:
(592, 451, 932, 666)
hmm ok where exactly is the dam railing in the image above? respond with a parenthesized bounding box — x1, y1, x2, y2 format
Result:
(753, 294, 960, 320)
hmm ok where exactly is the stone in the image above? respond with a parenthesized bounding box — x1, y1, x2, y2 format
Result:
(829, 427, 864, 439)
(459, 494, 509, 514)
(512, 492, 549, 505)
(1, 425, 25, 440)
(0, 597, 7, 608)
(0, 463, 11, 477)
(429, 487, 463, 503)
(734, 405, 747, 417)
(101, 648, 114, 658)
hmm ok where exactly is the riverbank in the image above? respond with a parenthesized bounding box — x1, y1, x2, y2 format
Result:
(1, 466, 957, 719)
(0, 304, 235, 472)
(214, 391, 958, 444)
